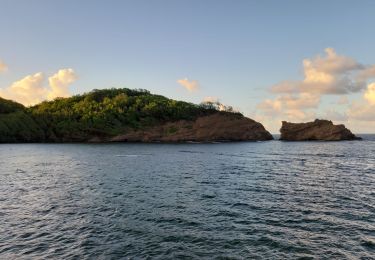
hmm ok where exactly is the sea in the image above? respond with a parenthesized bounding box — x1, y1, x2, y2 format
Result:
(0, 135, 374, 259)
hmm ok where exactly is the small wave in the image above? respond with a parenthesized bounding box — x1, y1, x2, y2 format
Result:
(201, 194, 216, 199)
(115, 154, 152, 157)
(178, 150, 205, 154)
(116, 154, 139, 157)
(316, 153, 346, 158)
(154, 217, 201, 227)
(231, 202, 250, 208)
(214, 210, 241, 218)
(19, 232, 33, 239)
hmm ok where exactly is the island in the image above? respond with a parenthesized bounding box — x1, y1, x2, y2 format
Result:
(280, 119, 361, 141)
(0, 88, 273, 143)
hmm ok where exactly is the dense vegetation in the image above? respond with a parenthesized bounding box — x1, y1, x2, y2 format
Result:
(0, 97, 25, 113)
(0, 88, 241, 142)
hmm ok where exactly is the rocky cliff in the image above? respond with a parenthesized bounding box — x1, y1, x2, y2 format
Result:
(280, 119, 361, 141)
(109, 113, 273, 142)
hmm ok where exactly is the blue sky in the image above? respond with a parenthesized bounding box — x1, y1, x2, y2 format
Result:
(1, 0, 375, 132)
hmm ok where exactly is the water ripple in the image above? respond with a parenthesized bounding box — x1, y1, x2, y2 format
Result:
(0, 141, 374, 259)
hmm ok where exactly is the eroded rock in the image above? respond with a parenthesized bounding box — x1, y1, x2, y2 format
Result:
(280, 119, 361, 141)
(111, 112, 273, 142)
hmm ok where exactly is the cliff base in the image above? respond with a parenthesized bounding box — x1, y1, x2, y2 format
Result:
(109, 113, 273, 142)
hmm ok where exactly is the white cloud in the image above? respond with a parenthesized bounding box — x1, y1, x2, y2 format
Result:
(271, 48, 365, 95)
(251, 109, 316, 133)
(256, 48, 375, 132)
(304, 48, 362, 74)
(48, 69, 78, 99)
(0, 68, 77, 106)
(347, 83, 375, 121)
(177, 78, 199, 92)
(364, 82, 375, 105)
(280, 93, 321, 110)
(255, 93, 319, 133)
(257, 93, 320, 113)
(0, 73, 47, 106)
(0, 60, 8, 73)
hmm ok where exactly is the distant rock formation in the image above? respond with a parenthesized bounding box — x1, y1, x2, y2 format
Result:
(110, 113, 274, 142)
(280, 119, 361, 141)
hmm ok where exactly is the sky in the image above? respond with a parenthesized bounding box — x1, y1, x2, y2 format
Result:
(1, 0, 375, 133)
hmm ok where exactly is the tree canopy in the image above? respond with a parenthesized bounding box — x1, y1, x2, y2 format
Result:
(0, 88, 242, 142)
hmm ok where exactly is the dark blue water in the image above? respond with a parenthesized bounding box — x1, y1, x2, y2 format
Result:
(1, 137, 375, 259)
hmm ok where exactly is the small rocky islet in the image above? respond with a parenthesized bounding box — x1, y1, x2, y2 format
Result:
(0, 88, 361, 143)
(280, 119, 361, 141)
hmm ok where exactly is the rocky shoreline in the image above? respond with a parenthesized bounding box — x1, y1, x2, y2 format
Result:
(91, 113, 274, 143)
(86, 118, 362, 143)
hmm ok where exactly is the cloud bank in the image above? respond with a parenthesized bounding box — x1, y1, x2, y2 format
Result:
(0, 68, 78, 106)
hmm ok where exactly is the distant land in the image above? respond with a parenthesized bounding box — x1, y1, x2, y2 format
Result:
(0, 88, 362, 143)
(0, 88, 273, 143)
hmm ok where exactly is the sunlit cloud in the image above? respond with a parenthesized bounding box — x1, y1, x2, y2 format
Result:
(177, 78, 199, 92)
(0, 72, 47, 106)
(348, 83, 375, 121)
(0, 59, 8, 73)
(48, 69, 78, 100)
(255, 48, 375, 132)
(271, 48, 365, 95)
(257, 93, 320, 115)
(364, 82, 375, 105)
(0, 68, 78, 106)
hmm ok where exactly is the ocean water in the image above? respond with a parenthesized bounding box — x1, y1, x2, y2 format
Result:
(0, 136, 375, 259)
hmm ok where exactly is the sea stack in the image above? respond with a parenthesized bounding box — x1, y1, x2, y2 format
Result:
(280, 119, 361, 141)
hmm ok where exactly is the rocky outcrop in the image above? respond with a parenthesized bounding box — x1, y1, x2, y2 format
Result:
(280, 119, 361, 141)
(110, 113, 273, 142)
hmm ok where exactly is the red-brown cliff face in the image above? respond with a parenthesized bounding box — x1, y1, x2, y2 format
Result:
(280, 119, 361, 141)
(108, 113, 273, 142)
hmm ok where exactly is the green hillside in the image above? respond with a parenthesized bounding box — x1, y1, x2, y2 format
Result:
(0, 88, 239, 142)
